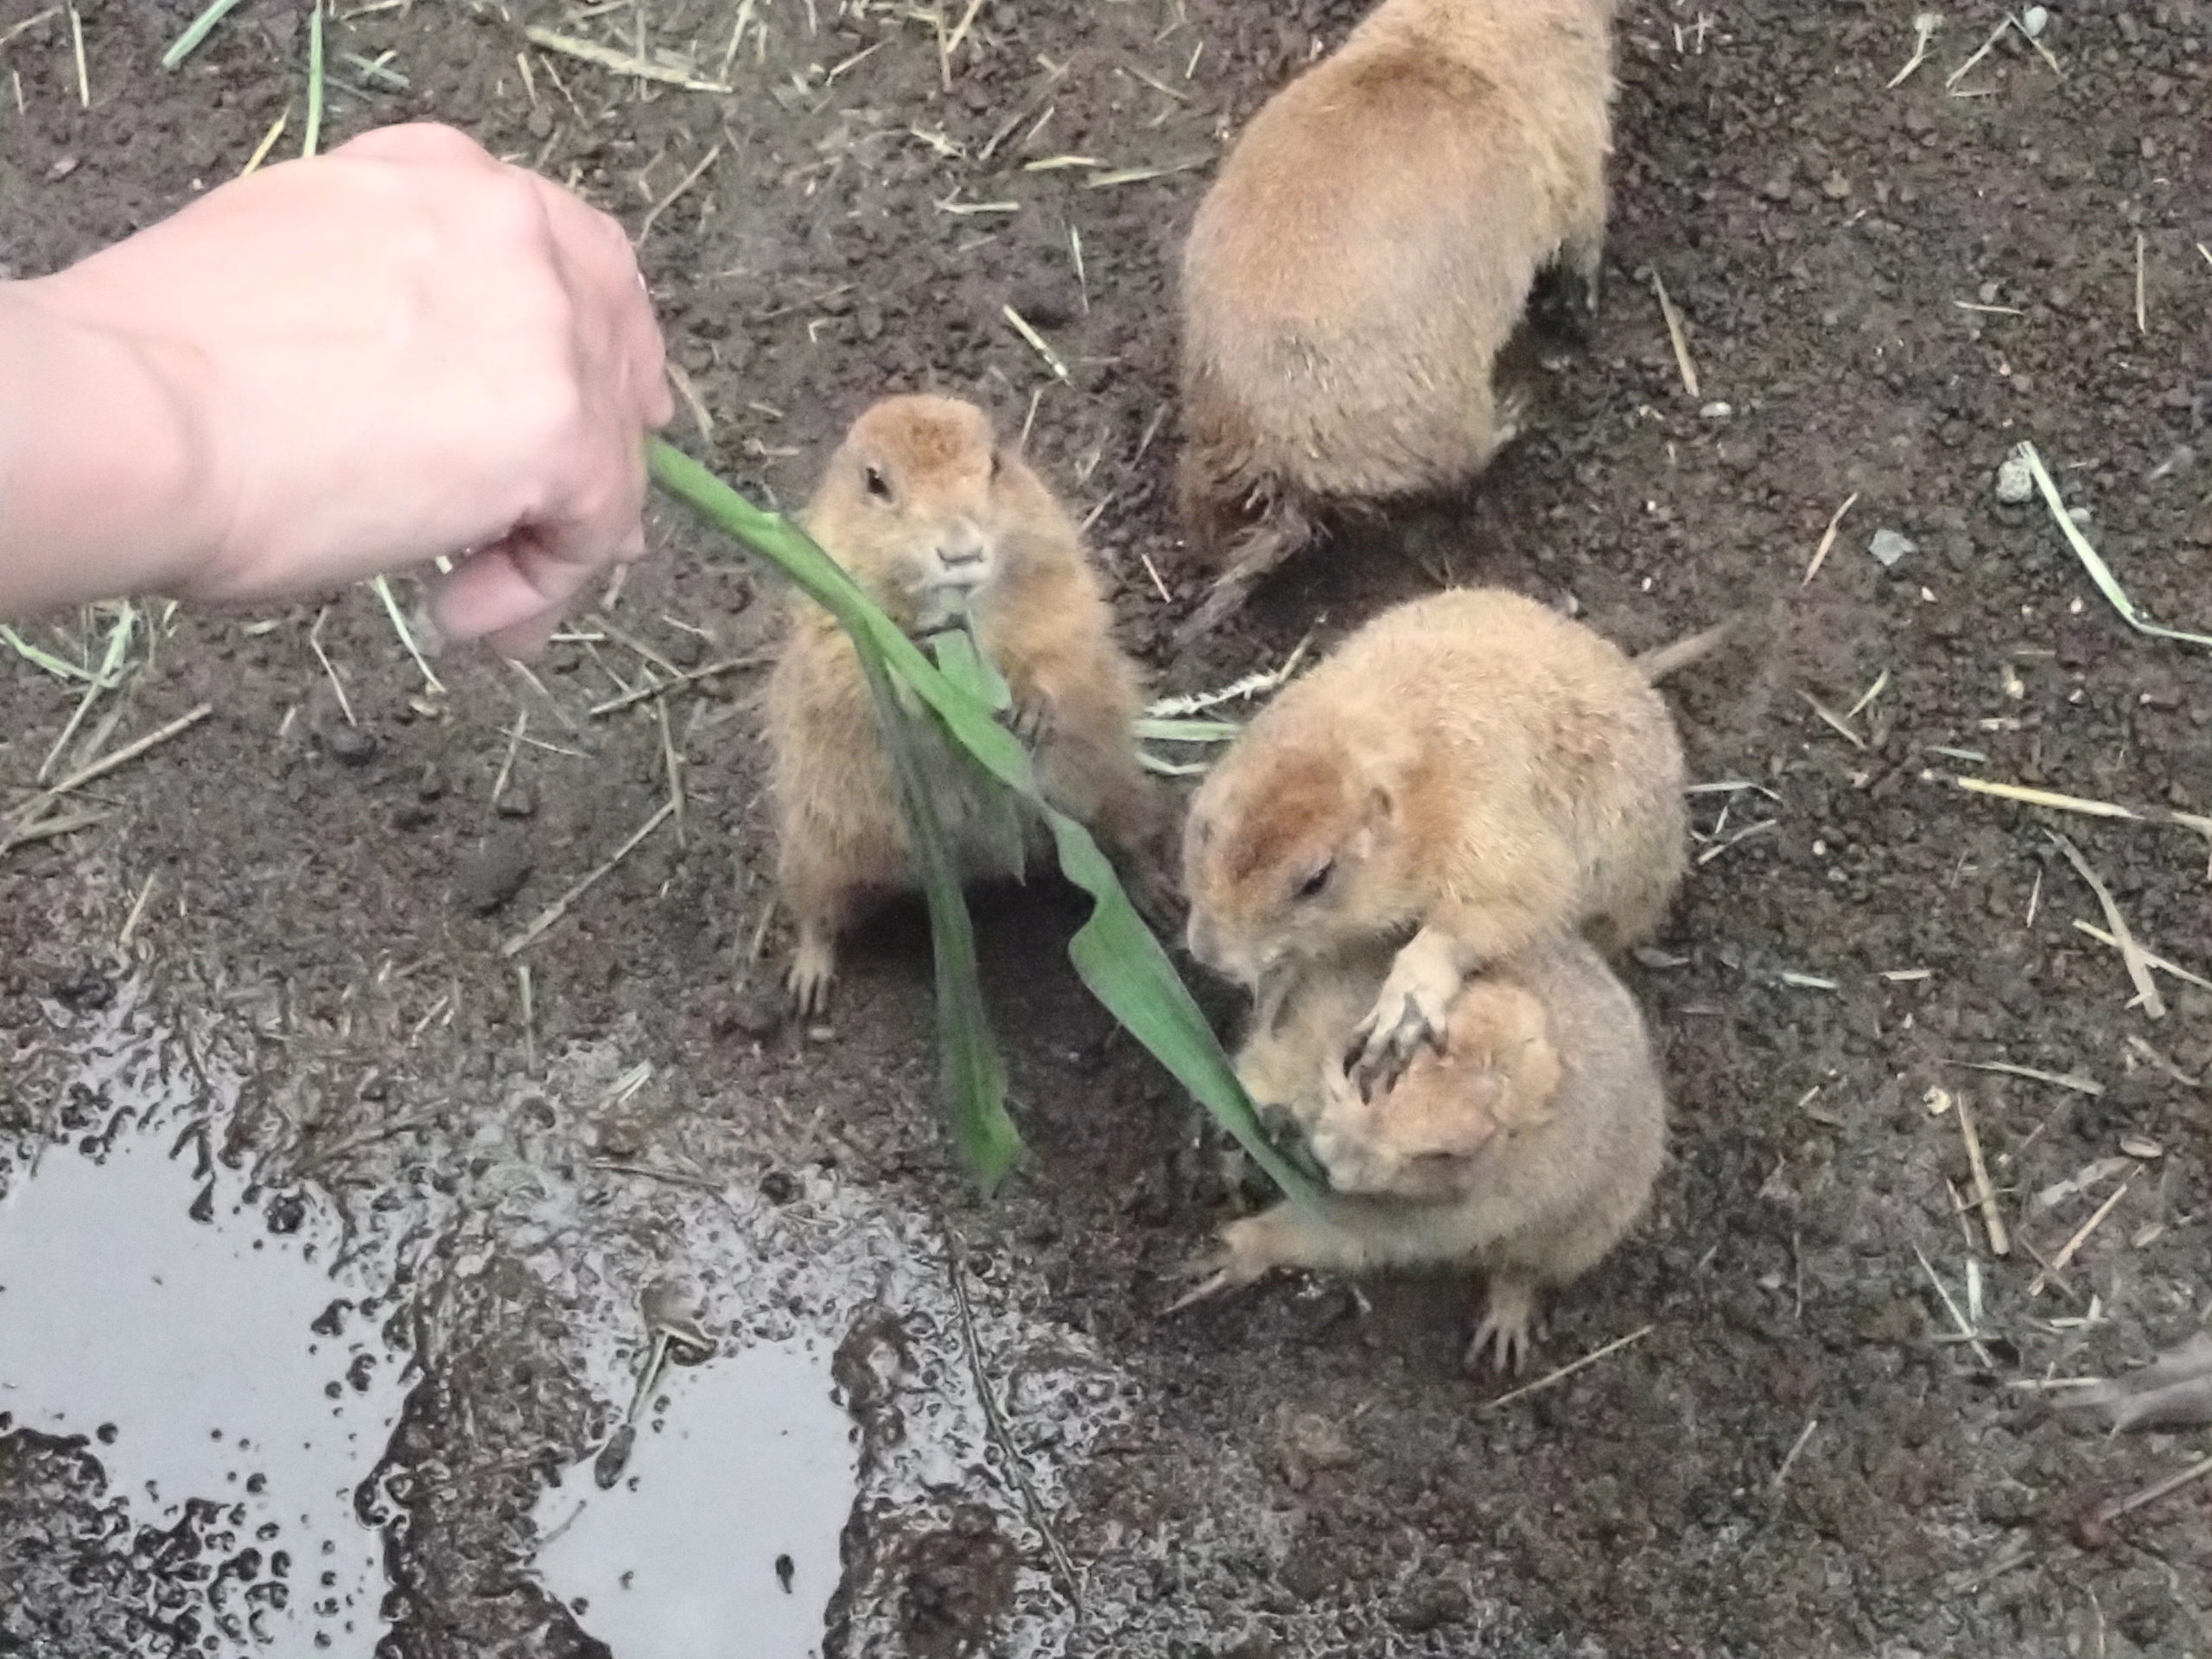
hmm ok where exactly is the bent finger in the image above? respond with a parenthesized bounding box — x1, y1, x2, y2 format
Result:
(534, 422, 654, 588)
(431, 533, 594, 655)
(334, 121, 499, 170)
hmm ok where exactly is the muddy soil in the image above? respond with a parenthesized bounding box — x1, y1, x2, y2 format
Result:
(4, 0, 2211, 1655)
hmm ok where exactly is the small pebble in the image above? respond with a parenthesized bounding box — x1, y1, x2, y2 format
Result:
(495, 781, 538, 819)
(323, 722, 378, 766)
(1699, 401, 1733, 420)
(592, 1425, 635, 1490)
(2068, 505, 2093, 526)
(1993, 451, 2036, 504)
(2020, 5, 2049, 39)
(1867, 528, 1917, 569)
(453, 837, 533, 917)
(727, 986, 786, 1042)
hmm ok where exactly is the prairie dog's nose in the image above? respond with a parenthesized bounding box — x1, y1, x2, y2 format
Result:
(936, 521, 988, 569)
(1185, 912, 1220, 969)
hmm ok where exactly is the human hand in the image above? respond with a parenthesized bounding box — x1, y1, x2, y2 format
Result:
(22, 123, 672, 655)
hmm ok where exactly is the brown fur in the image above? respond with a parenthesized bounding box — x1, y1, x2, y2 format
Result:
(765, 394, 1163, 1011)
(1213, 931, 1665, 1372)
(1175, 0, 1618, 637)
(1183, 588, 1686, 1079)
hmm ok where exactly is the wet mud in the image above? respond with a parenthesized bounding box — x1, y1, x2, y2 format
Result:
(5, 0, 2212, 1654)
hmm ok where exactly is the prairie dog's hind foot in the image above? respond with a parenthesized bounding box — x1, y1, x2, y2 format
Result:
(1173, 570, 1258, 651)
(1172, 494, 1319, 651)
(1530, 251, 1602, 343)
(1465, 1272, 1540, 1376)
(786, 924, 838, 1016)
(1168, 1205, 1329, 1313)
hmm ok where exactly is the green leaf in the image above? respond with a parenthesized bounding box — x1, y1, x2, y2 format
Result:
(929, 625, 1027, 881)
(647, 440, 1319, 1204)
(301, 1, 325, 159)
(0, 626, 92, 683)
(161, 0, 251, 70)
(856, 647, 1021, 1192)
(928, 621, 1013, 715)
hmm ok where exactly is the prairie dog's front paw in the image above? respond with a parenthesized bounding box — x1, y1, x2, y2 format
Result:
(1347, 938, 1464, 1096)
(1007, 694, 1055, 748)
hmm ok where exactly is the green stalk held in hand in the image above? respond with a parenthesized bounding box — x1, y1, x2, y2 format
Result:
(647, 439, 1317, 1203)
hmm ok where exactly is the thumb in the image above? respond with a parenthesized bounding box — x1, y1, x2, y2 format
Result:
(430, 531, 591, 658)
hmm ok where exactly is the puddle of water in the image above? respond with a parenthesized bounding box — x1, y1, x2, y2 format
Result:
(10, 995, 1319, 1656)
(531, 1338, 858, 1659)
(0, 991, 407, 1657)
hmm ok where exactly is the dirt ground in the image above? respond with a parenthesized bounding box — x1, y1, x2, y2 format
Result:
(4, 0, 2211, 1654)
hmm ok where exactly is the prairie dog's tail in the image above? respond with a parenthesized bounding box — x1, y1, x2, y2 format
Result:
(1634, 613, 1745, 683)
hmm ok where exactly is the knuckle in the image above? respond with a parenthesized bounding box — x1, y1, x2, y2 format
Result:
(471, 170, 561, 257)
(391, 122, 488, 163)
(521, 376, 592, 455)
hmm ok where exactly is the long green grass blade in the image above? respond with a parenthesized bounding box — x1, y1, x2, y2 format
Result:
(856, 647, 1020, 1192)
(1134, 715, 1240, 744)
(929, 621, 1012, 714)
(1, 626, 92, 683)
(301, 1, 325, 158)
(38, 602, 134, 783)
(647, 440, 1318, 1203)
(1139, 753, 1214, 777)
(930, 625, 1026, 880)
(2018, 440, 2212, 652)
(161, 0, 249, 70)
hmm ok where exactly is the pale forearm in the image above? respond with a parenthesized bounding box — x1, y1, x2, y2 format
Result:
(0, 124, 668, 646)
(0, 279, 214, 614)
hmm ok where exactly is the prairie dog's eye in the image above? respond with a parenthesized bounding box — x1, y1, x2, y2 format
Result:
(864, 466, 893, 501)
(1295, 861, 1334, 900)
(988, 448, 1003, 483)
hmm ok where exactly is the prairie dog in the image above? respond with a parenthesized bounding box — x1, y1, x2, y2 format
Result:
(1176, 0, 1617, 639)
(1207, 932, 1664, 1372)
(766, 394, 1163, 1011)
(1182, 588, 1685, 1091)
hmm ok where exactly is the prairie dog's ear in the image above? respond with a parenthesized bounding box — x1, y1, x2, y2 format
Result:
(1345, 783, 1395, 861)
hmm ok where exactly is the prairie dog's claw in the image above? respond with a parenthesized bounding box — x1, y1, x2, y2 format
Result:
(1007, 697, 1052, 747)
(1345, 994, 1442, 1098)
(1167, 1210, 1309, 1313)
(787, 931, 837, 1016)
(1465, 1278, 1539, 1376)
(1345, 945, 1461, 1097)
(1163, 1268, 1235, 1315)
